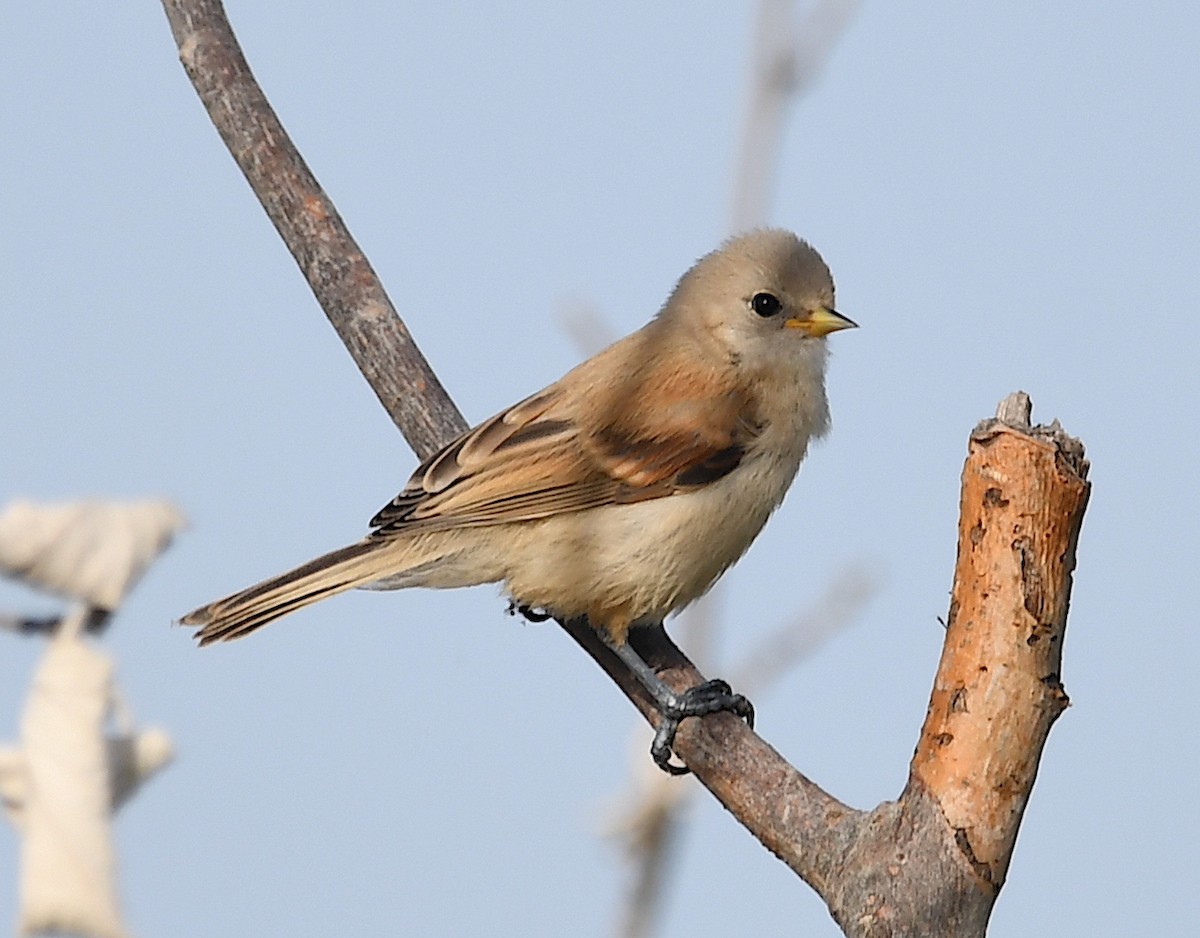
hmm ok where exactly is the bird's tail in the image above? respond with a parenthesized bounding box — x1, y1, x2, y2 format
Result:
(181, 540, 393, 646)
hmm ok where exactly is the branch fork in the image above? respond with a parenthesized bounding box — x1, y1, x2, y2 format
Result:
(161, 4, 1091, 933)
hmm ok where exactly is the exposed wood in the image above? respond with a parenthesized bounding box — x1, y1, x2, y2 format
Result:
(910, 397, 1089, 890)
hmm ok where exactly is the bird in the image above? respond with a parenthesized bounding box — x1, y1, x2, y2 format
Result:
(182, 229, 855, 770)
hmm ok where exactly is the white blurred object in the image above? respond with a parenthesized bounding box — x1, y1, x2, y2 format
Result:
(107, 726, 174, 812)
(0, 498, 182, 937)
(11, 632, 129, 938)
(0, 499, 186, 610)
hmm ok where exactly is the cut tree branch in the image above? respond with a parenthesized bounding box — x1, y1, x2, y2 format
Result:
(162, 4, 1091, 934)
(909, 393, 1087, 891)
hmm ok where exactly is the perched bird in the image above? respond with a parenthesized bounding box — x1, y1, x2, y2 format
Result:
(183, 229, 855, 770)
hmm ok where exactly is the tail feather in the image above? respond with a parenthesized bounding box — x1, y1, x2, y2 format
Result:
(182, 540, 391, 645)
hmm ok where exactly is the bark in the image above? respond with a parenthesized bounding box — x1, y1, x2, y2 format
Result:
(160, 0, 465, 459)
(909, 398, 1087, 891)
(160, 4, 1091, 934)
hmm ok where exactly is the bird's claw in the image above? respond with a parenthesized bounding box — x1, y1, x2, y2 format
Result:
(508, 601, 553, 622)
(650, 679, 755, 775)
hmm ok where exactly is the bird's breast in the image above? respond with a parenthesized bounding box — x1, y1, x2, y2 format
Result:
(499, 423, 811, 636)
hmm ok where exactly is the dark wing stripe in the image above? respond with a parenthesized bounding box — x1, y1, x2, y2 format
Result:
(673, 444, 745, 488)
(492, 418, 574, 451)
(422, 434, 471, 491)
(370, 480, 618, 536)
(363, 350, 763, 538)
(368, 392, 570, 529)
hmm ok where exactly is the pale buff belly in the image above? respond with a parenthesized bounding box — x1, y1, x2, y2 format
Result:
(499, 450, 802, 639)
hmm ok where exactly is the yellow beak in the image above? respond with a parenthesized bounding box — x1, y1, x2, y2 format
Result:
(784, 306, 858, 337)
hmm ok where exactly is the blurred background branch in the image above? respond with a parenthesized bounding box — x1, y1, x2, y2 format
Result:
(555, 4, 868, 934)
(606, 2, 863, 933)
(607, 568, 877, 938)
(1, 499, 180, 937)
(729, 0, 862, 232)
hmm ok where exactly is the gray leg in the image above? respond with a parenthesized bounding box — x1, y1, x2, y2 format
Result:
(602, 632, 755, 775)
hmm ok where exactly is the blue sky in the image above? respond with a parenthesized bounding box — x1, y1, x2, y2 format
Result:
(3, 2, 1199, 935)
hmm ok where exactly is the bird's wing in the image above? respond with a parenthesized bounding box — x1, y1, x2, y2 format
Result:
(369, 354, 757, 537)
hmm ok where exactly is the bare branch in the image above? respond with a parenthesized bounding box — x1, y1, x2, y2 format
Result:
(560, 618, 862, 898)
(160, 0, 466, 458)
(908, 393, 1088, 891)
(817, 395, 1087, 937)
(162, 0, 865, 898)
(608, 568, 876, 938)
(162, 3, 1089, 932)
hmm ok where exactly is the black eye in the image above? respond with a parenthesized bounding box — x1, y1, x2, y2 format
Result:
(751, 292, 782, 318)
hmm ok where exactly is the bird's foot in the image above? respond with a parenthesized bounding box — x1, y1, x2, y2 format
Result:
(650, 679, 755, 775)
(508, 601, 553, 622)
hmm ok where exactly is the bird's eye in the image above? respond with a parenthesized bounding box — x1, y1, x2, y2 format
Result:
(751, 292, 782, 318)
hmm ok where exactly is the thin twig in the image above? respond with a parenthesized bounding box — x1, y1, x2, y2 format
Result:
(731, 565, 876, 692)
(0, 614, 62, 635)
(729, 0, 862, 232)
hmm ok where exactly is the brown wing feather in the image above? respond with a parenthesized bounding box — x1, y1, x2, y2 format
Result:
(585, 351, 758, 488)
(368, 331, 760, 538)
